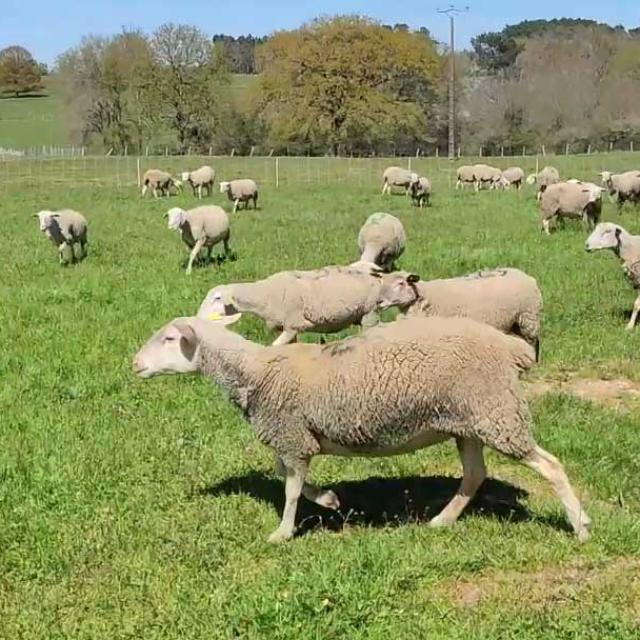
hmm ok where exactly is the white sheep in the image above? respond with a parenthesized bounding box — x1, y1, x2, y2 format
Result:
(381, 166, 414, 195)
(586, 222, 640, 330)
(357, 213, 406, 272)
(197, 265, 419, 345)
(166, 206, 231, 275)
(539, 181, 602, 234)
(376, 267, 543, 359)
(141, 169, 179, 199)
(34, 209, 88, 265)
(134, 312, 591, 544)
(409, 175, 431, 207)
(182, 165, 215, 199)
(599, 171, 640, 211)
(472, 164, 502, 191)
(456, 165, 476, 190)
(498, 167, 525, 190)
(526, 166, 560, 201)
(219, 179, 258, 213)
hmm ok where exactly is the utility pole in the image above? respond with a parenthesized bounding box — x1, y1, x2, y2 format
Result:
(437, 5, 468, 160)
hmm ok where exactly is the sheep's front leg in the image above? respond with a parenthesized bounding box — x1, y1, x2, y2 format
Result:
(361, 310, 379, 330)
(268, 460, 308, 543)
(430, 437, 486, 528)
(197, 184, 203, 199)
(186, 238, 205, 275)
(58, 243, 68, 265)
(272, 330, 298, 346)
(232, 198, 240, 213)
(275, 457, 339, 510)
(626, 295, 640, 331)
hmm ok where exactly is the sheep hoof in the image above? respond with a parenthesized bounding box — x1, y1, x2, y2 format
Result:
(316, 489, 340, 510)
(267, 529, 293, 544)
(576, 527, 590, 543)
(625, 323, 635, 331)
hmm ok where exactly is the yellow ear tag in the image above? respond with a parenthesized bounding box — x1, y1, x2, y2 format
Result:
(208, 312, 224, 321)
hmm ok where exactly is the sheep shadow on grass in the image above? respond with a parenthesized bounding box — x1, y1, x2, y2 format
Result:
(179, 251, 238, 271)
(202, 471, 569, 538)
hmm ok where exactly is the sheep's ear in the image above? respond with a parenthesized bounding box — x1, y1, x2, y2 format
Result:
(173, 320, 197, 345)
(615, 227, 622, 239)
(407, 273, 420, 284)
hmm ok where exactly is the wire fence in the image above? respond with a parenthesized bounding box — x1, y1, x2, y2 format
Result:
(2, 152, 640, 195)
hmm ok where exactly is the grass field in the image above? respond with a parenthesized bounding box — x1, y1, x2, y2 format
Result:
(1, 162, 640, 638)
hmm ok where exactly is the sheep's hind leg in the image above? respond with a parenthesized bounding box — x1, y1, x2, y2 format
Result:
(430, 438, 486, 528)
(522, 445, 591, 541)
(186, 238, 205, 275)
(275, 457, 339, 510)
(272, 330, 298, 346)
(268, 459, 309, 543)
(626, 295, 640, 331)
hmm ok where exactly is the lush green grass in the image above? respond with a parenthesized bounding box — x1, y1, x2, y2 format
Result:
(0, 77, 65, 149)
(1, 169, 640, 638)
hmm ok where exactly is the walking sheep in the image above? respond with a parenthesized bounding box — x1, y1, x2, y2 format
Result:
(134, 312, 591, 544)
(220, 179, 258, 213)
(197, 265, 419, 345)
(472, 164, 502, 190)
(182, 165, 215, 199)
(526, 166, 560, 201)
(34, 209, 88, 265)
(409, 175, 431, 207)
(456, 165, 476, 190)
(376, 267, 543, 359)
(586, 222, 640, 330)
(599, 170, 640, 211)
(498, 167, 525, 190)
(141, 169, 179, 199)
(539, 181, 603, 234)
(357, 213, 406, 271)
(166, 206, 231, 275)
(381, 166, 414, 195)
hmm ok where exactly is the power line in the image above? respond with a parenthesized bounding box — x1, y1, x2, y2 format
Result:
(437, 5, 469, 160)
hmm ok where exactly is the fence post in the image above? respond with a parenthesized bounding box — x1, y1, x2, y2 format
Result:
(632, 141, 635, 153)
(541, 145, 546, 157)
(522, 146, 526, 157)
(587, 144, 592, 155)
(457, 146, 461, 159)
(435, 147, 439, 159)
(137, 157, 141, 188)
(609, 142, 614, 152)
(500, 146, 504, 157)
(479, 146, 483, 157)
(407, 157, 412, 171)
(208, 146, 212, 156)
(275, 157, 279, 188)
(565, 143, 569, 155)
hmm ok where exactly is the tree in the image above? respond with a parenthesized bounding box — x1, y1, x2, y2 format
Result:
(255, 16, 441, 155)
(0, 46, 43, 96)
(151, 23, 229, 151)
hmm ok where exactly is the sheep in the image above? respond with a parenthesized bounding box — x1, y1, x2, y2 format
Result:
(456, 165, 476, 190)
(381, 166, 414, 195)
(376, 267, 543, 360)
(526, 166, 560, 201)
(134, 311, 591, 544)
(586, 222, 640, 330)
(472, 164, 502, 190)
(197, 265, 420, 346)
(409, 175, 431, 207)
(182, 165, 215, 199)
(220, 179, 258, 213)
(498, 166, 525, 190)
(599, 170, 640, 211)
(141, 169, 179, 199)
(539, 181, 603, 234)
(166, 206, 231, 275)
(34, 209, 88, 265)
(357, 213, 406, 272)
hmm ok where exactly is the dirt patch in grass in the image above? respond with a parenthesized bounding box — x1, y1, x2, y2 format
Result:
(445, 557, 640, 614)
(525, 376, 640, 411)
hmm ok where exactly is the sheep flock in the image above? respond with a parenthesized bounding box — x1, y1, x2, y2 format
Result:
(31, 156, 640, 545)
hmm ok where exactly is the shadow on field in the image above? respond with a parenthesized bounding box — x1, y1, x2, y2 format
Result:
(201, 471, 566, 538)
(179, 252, 238, 270)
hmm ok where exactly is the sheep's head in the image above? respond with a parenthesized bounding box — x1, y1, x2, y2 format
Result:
(34, 210, 58, 232)
(197, 289, 242, 324)
(526, 174, 537, 185)
(219, 181, 231, 194)
(599, 171, 612, 186)
(181, 171, 190, 182)
(497, 175, 510, 189)
(133, 314, 242, 379)
(585, 222, 623, 252)
(376, 272, 421, 311)
(166, 207, 186, 230)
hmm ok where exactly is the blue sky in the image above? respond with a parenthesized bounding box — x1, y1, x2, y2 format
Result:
(2, 0, 639, 65)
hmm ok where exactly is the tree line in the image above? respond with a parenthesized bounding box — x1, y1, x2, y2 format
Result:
(3, 16, 640, 155)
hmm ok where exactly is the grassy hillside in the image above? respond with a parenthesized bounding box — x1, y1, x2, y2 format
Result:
(0, 76, 66, 149)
